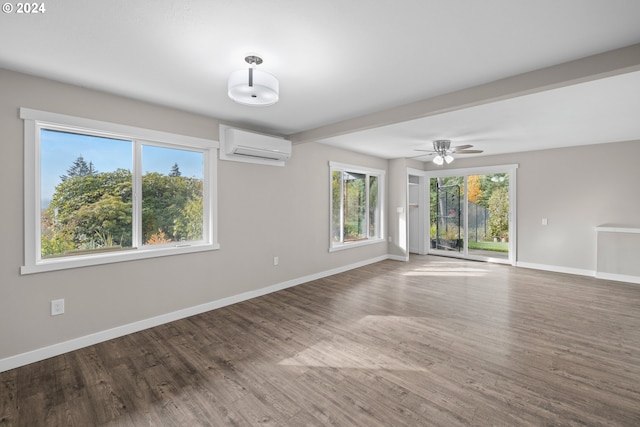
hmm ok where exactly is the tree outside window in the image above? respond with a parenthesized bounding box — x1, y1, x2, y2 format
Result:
(22, 108, 218, 274)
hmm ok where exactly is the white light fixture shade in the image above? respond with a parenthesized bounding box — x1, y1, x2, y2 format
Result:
(228, 68, 279, 106)
(433, 155, 444, 166)
(444, 155, 454, 164)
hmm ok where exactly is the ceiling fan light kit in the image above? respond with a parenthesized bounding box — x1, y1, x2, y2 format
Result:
(228, 55, 279, 106)
(433, 139, 454, 165)
(432, 154, 454, 165)
(413, 139, 483, 165)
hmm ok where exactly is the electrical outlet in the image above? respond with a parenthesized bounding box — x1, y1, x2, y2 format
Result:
(273, 256, 279, 266)
(51, 299, 65, 316)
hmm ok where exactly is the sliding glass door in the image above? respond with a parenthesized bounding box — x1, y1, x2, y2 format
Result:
(427, 166, 517, 265)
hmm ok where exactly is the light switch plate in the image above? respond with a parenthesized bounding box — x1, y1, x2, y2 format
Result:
(51, 299, 65, 316)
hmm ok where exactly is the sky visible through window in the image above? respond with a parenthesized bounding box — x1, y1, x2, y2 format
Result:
(40, 129, 204, 205)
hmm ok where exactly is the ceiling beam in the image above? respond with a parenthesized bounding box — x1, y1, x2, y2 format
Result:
(288, 43, 640, 144)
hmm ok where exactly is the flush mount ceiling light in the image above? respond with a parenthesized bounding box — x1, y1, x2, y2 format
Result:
(228, 55, 279, 106)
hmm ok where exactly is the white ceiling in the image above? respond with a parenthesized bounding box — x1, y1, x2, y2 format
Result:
(1, 0, 639, 160)
(318, 70, 640, 159)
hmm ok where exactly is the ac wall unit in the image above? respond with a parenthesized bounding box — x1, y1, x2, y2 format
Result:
(219, 124, 291, 166)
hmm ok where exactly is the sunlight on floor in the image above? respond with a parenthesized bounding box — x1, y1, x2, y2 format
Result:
(277, 338, 428, 371)
(278, 260, 496, 370)
(278, 315, 431, 371)
(403, 265, 490, 277)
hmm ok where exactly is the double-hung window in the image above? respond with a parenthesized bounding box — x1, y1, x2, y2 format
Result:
(330, 161, 385, 251)
(21, 108, 219, 274)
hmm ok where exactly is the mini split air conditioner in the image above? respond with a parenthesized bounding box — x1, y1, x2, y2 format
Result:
(219, 124, 291, 166)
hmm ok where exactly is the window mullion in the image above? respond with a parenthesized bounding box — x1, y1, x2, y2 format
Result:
(340, 172, 345, 244)
(202, 150, 211, 242)
(365, 173, 370, 238)
(463, 175, 469, 256)
(132, 141, 142, 248)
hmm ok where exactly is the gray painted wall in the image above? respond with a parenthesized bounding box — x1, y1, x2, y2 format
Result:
(429, 140, 640, 273)
(0, 69, 389, 362)
(1, 67, 638, 366)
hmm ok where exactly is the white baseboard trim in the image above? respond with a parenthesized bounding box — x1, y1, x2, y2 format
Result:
(517, 261, 640, 285)
(515, 262, 595, 278)
(0, 254, 392, 373)
(595, 272, 640, 285)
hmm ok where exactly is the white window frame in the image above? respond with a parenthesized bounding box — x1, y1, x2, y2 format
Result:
(21, 108, 219, 274)
(329, 161, 386, 252)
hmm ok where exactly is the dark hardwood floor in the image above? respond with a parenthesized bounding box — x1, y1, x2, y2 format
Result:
(2, 255, 640, 426)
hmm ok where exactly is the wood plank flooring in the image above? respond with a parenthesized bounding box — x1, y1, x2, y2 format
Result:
(1, 255, 639, 426)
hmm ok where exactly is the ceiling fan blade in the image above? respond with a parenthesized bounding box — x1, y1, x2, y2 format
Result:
(450, 144, 473, 152)
(407, 153, 434, 159)
(455, 149, 484, 154)
(413, 149, 436, 153)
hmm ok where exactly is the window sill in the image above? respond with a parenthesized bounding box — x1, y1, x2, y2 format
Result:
(21, 242, 220, 275)
(329, 238, 386, 252)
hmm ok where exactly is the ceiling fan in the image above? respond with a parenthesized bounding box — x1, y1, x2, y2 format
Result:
(414, 139, 483, 165)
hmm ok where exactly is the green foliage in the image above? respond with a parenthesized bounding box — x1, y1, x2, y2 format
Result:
(173, 195, 203, 241)
(343, 173, 366, 240)
(488, 187, 509, 238)
(442, 225, 460, 241)
(344, 221, 363, 240)
(477, 174, 509, 208)
(430, 176, 462, 229)
(431, 174, 510, 241)
(331, 171, 342, 241)
(169, 162, 181, 177)
(141, 172, 203, 242)
(332, 170, 380, 242)
(368, 176, 378, 237)
(70, 194, 132, 248)
(430, 223, 437, 239)
(42, 161, 203, 256)
(60, 155, 98, 181)
(41, 230, 76, 257)
(468, 240, 509, 253)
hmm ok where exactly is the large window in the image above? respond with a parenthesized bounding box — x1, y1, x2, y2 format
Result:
(22, 108, 218, 274)
(330, 162, 385, 251)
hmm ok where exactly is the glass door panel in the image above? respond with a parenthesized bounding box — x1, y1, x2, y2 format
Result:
(430, 176, 464, 254)
(467, 173, 509, 260)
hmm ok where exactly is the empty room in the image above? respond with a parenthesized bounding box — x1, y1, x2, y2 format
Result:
(1, 1, 639, 426)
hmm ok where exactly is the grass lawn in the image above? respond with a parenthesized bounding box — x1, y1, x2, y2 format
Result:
(467, 240, 509, 253)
